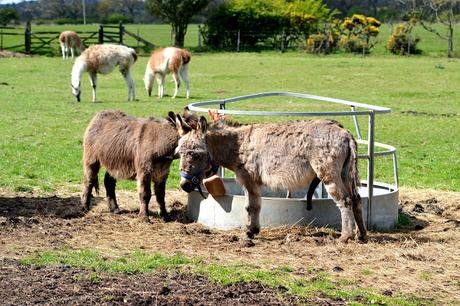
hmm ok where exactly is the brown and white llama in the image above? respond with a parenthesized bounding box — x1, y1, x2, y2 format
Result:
(173, 114, 367, 243)
(59, 31, 85, 60)
(71, 44, 137, 102)
(144, 47, 191, 99)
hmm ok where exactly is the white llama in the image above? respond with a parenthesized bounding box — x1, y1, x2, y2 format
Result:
(71, 44, 137, 102)
(144, 47, 191, 99)
(59, 31, 85, 60)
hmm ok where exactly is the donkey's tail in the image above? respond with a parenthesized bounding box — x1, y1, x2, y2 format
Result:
(344, 136, 361, 199)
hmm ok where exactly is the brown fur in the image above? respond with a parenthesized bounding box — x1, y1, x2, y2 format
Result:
(175, 116, 367, 242)
(81, 110, 180, 222)
(59, 31, 84, 59)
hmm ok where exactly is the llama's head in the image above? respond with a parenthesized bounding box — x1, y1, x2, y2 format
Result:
(71, 83, 81, 102)
(173, 113, 211, 193)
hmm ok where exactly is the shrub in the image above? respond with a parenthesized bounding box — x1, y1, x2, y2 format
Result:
(103, 14, 133, 25)
(54, 18, 82, 25)
(203, 0, 334, 50)
(305, 23, 340, 54)
(387, 22, 421, 55)
(338, 14, 381, 54)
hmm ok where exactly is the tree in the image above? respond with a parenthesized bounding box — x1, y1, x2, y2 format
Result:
(146, 0, 210, 47)
(0, 8, 19, 25)
(398, 0, 460, 57)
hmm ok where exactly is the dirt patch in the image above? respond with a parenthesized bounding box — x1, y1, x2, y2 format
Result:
(0, 258, 338, 306)
(0, 50, 29, 58)
(0, 187, 459, 303)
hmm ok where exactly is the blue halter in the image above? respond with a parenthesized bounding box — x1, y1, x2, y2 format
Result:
(180, 155, 220, 199)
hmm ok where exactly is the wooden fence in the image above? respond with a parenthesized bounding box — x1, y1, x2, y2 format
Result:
(0, 22, 154, 55)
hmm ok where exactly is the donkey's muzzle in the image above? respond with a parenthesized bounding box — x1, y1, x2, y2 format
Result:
(180, 179, 196, 193)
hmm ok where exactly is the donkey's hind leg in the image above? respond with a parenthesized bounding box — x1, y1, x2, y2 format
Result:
(322, 179, 356, 242)
(104, 172, 120, 214)
(81, 161, 100, 211)
(352, 193, 367, 242)
(153, 175, 171, 222)
(137, 173, 152, 223)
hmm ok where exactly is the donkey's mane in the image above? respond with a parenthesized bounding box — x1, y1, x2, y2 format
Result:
(208, 118, 343, 130)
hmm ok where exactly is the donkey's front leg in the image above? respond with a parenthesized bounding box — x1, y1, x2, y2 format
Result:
(245, 186, 262, 239)
(154, 176, 171, 222)
(137, 173, 152, 223)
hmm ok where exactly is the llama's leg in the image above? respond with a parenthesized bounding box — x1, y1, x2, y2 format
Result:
(70, 47, 75, 59)
(352, 193, 367, 242)
(171, 72, 181, 99)
(144, 68, 154, 97)
(153, 176, 171, 222)
(104, 171, 120, 214)
(155, 73, 165, 98)
(81, 161, 100, 211)
(60, 43, 66, 59)
(89, 72, 97, 103)
(322, 180, 356, 242)
(180, 65, 190, 99)
(121, 68, 135, 101)
(137, 173, 152, 222)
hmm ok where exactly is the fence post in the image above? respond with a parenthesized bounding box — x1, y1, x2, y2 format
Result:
(99, 25, 104, 44)
(198, 25, 202, 50)
(237, 29, 240, 52)
(119, 22, 124, 45)
(1, 29, 3, 50)
(25, 21, 31, 54)
(281, 29, 285, 52)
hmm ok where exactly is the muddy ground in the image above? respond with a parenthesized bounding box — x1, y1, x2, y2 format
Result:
(0, 187, 459, 305)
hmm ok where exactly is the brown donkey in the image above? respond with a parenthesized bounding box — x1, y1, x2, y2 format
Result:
(174, 115, 367, 243)
(81, 110, 196, 222)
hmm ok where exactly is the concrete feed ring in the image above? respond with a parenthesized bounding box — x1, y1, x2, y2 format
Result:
(185, 92, 399, 230)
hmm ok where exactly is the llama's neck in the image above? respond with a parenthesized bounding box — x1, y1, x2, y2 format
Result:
(71, 58, 87, 88)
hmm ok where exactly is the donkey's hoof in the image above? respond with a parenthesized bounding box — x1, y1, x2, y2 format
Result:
(356, 234, 368, 243)
(242, 238, 255, 248)
(338, 234, 353, 243)
(160, 212, 171, 223)
(139, 214, 150, 223)
(110, 207, 121, 214)
(246, 228, 260, 239)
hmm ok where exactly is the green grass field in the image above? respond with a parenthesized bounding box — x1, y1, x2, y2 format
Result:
(1, 51, 459, 192)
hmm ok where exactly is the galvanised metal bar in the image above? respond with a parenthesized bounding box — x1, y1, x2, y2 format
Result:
(351, 106, 363, 140)
(188, 92, 391, 116)
(367, 111, 375, 229)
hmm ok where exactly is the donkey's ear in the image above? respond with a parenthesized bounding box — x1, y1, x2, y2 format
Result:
(167, 111, 176, 125)
(198, 116, 208, 136)
(175, 114, 192, 136)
